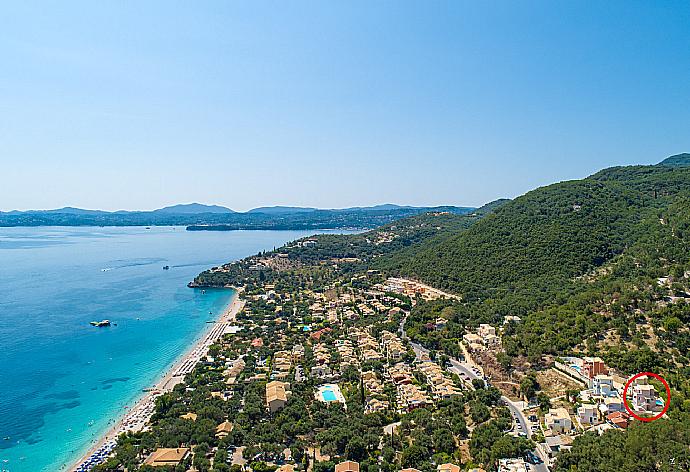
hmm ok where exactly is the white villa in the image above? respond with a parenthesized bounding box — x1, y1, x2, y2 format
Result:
(632, 384, 659, 412)
(545, 407, 573, 433)
(577, 403, 600, 425)
(592, 375, 614, 397)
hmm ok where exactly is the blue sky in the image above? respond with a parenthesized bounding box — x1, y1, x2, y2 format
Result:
(1, 1, 689, 211)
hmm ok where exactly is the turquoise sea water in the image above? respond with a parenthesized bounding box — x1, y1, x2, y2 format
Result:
(0, 226, 332, 472)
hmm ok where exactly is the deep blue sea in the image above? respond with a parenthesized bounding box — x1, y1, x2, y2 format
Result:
(0, 226, 333, 472)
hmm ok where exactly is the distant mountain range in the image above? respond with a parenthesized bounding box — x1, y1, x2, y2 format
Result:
(1, 202, 467, 216)
(152, 203, 235, 214)
(245, 204, 450, 215)
(0, 203, 475, 229)
(1, 203, 235, 216)
(246, 206, 317, 214)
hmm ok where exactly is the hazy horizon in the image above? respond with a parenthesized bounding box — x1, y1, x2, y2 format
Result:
(2, 151, 685, 212)
(0, 201, 477, 213)
(1, 2, 689, 211)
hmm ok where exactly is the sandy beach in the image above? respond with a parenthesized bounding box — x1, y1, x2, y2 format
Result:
(68, 289, 245, 472)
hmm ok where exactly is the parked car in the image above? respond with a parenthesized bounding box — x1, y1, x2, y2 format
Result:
(525, 451, 542, 464)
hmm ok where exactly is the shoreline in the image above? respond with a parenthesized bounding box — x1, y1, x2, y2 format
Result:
(68, 288, 245, 472)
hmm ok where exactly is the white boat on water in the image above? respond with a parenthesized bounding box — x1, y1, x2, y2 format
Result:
(89, 320, 111, 327)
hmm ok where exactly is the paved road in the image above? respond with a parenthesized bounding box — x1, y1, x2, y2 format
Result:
(446, 356, 549, 471)
(401, 316, 549, 470)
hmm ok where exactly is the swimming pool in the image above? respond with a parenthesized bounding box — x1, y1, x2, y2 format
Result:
(316, 384, 345, 406)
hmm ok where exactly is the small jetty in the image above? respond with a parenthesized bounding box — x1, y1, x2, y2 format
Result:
(90, 320, 111, 327)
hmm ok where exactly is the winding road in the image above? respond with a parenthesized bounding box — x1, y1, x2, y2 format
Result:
(400, 314, 550, 471)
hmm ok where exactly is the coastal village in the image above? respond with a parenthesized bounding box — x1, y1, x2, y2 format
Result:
(80, 236, 669, 472)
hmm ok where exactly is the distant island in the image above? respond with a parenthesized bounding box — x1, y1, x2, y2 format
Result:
(0, 203, 475, 230)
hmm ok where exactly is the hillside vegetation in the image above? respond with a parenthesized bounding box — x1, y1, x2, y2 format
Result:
(185, 156, 690, 471)
(192, 202, 507, 288)
(382, 160, 690, 307)
(0, 204, 474, 229)
(380, 157, 690, 363)
(377, 155, 690, 471)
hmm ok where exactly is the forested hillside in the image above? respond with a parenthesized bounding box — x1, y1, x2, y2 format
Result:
(378, 155, 690, 471)
(192, 201, 508, 288)
(379, 157, 690, 364)
(553, 416, 690, 471)
(381, 159, 690, 310)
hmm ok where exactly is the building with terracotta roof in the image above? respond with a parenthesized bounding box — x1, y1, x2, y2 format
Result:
(397, 383, 431, 412)
(583, 357, 608, 380)
(143, 448, 190, 467)
(266, 380, 288, 412)
(310, 327, 332, 341)
(335, 460, 360, 472)
(607, 411, 630, 429)
(216, 420, 234, 439)
(437, 463, 461, 472)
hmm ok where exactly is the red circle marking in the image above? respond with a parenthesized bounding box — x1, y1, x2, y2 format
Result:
(622, 372, 671, 422)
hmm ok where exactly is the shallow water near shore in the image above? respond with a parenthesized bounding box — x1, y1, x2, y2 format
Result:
(0, 226, 335, 471)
